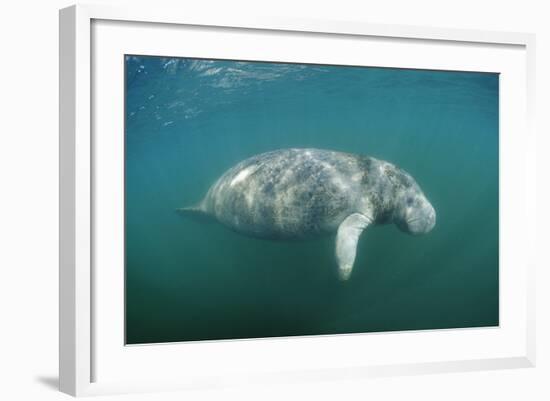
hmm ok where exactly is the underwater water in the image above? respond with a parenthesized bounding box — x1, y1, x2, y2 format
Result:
(125, 55, 499, 344)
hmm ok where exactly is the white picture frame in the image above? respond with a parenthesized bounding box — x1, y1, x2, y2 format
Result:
(59, 3, 536, 397)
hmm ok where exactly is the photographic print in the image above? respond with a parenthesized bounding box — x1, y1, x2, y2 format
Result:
(125, 56, 498, 345)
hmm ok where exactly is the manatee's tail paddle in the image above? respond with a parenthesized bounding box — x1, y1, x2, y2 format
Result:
(175, 205, 202, 214)
(175, 204, 212, 222)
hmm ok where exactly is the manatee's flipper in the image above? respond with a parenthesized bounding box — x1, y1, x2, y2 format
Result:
(335, 213, 372, 281)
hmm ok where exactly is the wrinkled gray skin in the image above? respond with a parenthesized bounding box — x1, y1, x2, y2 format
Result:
(179, 148, 436, 280)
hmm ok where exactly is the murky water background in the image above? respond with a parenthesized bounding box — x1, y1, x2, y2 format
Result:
(125, 56, 498, 344)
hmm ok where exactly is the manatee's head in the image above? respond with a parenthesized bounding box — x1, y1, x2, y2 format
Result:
(392, 170, 436, 235)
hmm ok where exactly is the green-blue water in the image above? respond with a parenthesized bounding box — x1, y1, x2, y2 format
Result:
(125, 56, 499, 344)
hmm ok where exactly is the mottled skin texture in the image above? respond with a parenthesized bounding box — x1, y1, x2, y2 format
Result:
(181, 148, 436, 280)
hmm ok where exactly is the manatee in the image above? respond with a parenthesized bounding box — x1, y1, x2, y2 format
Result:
(178, 148, 436, 280)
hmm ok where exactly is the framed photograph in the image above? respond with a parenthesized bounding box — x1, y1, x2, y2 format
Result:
(59, 4, 536, 396)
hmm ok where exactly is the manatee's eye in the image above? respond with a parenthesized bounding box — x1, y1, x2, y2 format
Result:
(406, 196, 414, 206)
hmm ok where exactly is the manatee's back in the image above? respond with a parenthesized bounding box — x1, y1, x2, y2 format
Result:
(202, 148, 364, 239)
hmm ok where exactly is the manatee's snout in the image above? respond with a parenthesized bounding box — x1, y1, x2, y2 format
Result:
(407, 202, 436, 235)
(426, 205, 436, 231)
(395, 189, 436, 235)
